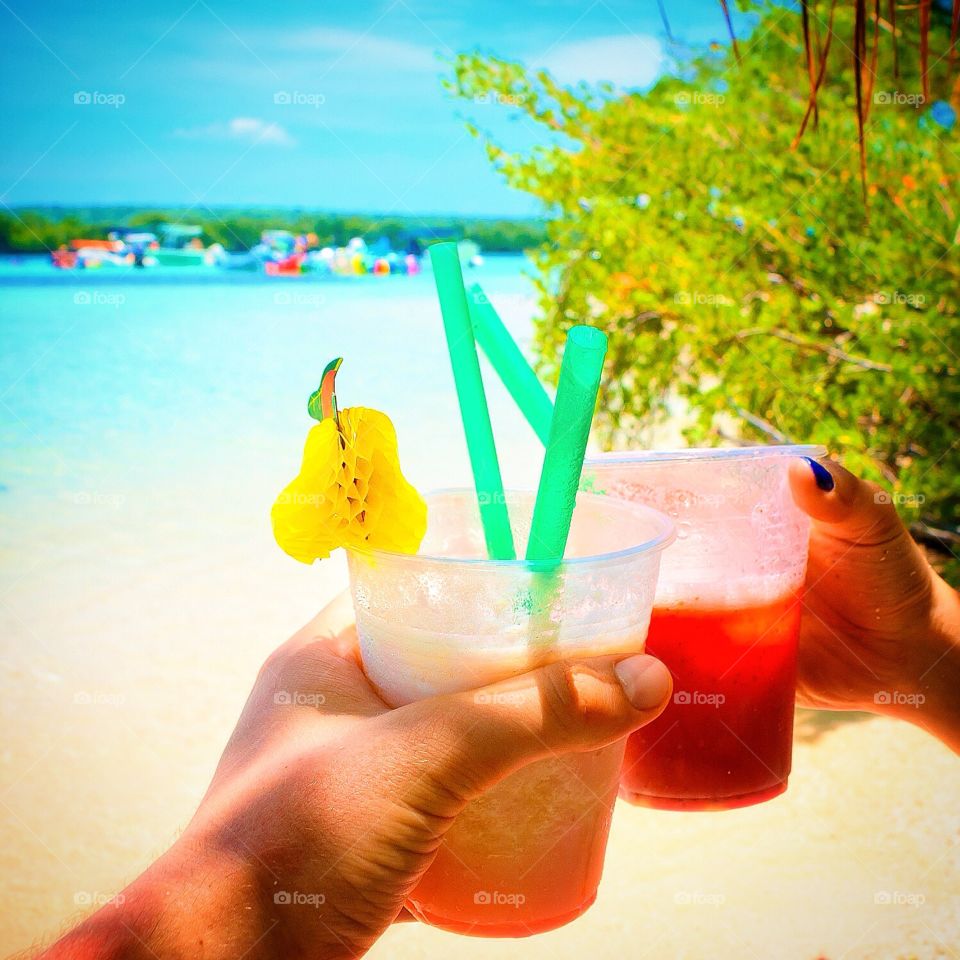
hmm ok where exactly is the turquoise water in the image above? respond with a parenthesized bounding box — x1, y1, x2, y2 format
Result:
(1, 253, 544, 507)
(0, 253, 550, 951)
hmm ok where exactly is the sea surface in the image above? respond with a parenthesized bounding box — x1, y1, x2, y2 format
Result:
(0, 253, 548, 949)
(1, 255, 958, 958)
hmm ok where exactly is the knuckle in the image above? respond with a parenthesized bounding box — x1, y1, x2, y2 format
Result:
(863, 480, 901, 520)
(540, 661, 610, 738)
(257, 645, 293, 687)
(255, 641, 321, 698)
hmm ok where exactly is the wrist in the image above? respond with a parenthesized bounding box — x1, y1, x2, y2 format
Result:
(41, 832, 276, 960)
(889, 575, 960, 753)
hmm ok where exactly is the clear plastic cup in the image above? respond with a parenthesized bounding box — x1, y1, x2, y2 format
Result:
(346, 489, 674, 937)
(583, 445, 824, 811)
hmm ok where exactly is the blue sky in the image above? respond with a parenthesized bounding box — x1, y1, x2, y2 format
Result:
(1, 0, 748, 216)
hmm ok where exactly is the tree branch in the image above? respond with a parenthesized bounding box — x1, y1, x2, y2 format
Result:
(909, 522, 960, 557)
(735, 327, 894, 372)
(727, 404, 793, 442)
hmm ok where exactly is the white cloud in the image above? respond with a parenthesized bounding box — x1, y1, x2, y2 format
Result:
(277, 27, 437, 72)
(173, 117, 296, 147)
(536, 34, 663, 90)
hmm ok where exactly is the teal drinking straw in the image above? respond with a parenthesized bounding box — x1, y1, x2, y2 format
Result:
(430, 242, 516, 560)
(525, 325, 608, 565)
(467, 283, 554, 446)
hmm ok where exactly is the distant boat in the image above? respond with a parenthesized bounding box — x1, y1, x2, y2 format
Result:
(152, 248, 213, 267)
(456, 240, 484, 268)
(154, 224, 221, 267)
(265, 253, 306, 276)
(297, 237, 423, 278)
(51, 231, 159, 269)
(47, 220, 424, 276)
(107, 229, 159, 266)
(253, 229, 312, 274)
(51, 240, 135, 269)
(220, 251, 260, 271)
(51, 248, 77, 269)
(158, 223, 203, 245)
(70, 238, 122, 251)
(79, 250, 135, 268)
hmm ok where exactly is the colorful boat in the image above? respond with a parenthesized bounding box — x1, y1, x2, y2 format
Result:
(51, 242, 135, 269)
(153, 224, 221, 267)
(458, 239, 484, 268)
(48, 221, 427, 275)
(297, 237, 423, 277)
(265, 253, 306, 276)
(70, 238, 123, 251)
(108, 229, 159, 266)
(220, 251, 260, 271)
(152, 248, 211, 267)
(51, 248, 78, 269)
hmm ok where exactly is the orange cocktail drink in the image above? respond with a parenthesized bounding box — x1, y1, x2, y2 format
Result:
(347, 489, 673, 935)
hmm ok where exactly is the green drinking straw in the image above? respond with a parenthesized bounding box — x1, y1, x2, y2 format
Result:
(467, 283, 554, 446)
(525, 325, 608, 566)
(430, 242, 516, 560)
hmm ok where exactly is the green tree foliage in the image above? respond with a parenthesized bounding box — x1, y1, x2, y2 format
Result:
(448, 3, 959, 537)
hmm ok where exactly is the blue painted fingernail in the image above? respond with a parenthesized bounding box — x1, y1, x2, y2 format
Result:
(803, 457, 834, 492)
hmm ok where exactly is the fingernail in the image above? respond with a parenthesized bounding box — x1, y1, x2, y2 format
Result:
(615, 655, 672, 710)
(803, 456, 834, 492)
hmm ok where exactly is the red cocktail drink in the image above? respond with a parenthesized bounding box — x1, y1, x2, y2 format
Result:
(622, 594, 800, 809)
(584, 445, 821, 811)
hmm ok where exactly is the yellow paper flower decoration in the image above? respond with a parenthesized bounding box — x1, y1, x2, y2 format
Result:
(271, 359, 427, 563)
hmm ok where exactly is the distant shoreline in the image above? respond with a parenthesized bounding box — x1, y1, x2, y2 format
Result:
(0, 250, 530, 286)
(0, 206, 546, 255)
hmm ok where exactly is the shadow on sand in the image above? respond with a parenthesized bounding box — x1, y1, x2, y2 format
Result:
(794, 708, 875, 744)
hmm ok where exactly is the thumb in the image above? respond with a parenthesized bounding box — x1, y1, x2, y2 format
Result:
(387, 653, 672, 805)
(788, 456, 906, 544)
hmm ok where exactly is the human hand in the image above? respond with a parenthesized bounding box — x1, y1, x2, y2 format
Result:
(789, 457, 960, 751)
(40, 593, 672, 960)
